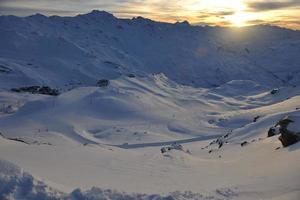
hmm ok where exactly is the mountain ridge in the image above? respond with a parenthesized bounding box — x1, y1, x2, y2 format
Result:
(0, 10, 300, 89)
(1, 10, 300, 200)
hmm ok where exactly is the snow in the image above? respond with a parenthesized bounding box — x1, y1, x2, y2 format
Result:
(0, 159, 232, 200)
(0, 10, 300, 200)
(286, 113, 300, 133)
(1, 12, 300, 89)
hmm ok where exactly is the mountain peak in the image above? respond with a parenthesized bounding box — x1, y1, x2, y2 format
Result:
(132, 16, 155, 24)
(80, 10, 115, 19)
(174, 20, 190, 27)
(27, 13, 47, 19)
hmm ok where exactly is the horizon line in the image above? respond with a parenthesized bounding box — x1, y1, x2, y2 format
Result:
(1, 9, 299, 31)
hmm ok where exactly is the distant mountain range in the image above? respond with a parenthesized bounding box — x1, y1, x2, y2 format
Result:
(0, 10, 299, 89)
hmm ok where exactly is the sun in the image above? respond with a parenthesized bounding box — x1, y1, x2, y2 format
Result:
(201, 0, 251, 27)
(220, 0, 252, 27)
(227, 12, 252, 27)
(182, 0, 250, 27)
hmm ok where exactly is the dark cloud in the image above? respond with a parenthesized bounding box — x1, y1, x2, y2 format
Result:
(0, 5, 78, 16)
(213, 11, 235, 16)
(194, 20, 233, 27)
(0, 0, 132, 16)
(246, 0, 300, 11)
(246, 19, 268, 24)
(197, 11, 235, 20)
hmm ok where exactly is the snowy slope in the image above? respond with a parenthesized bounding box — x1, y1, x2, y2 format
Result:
(0, 10, 300, 200)
(0, 10, 300, 89)
(0, 75, 299, 199)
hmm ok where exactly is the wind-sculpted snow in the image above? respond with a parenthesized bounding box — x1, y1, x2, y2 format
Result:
(0, 159, 233, 200)
(69, 189, 230, 200)
(1, 10, 300, 200)
(0, 159, 62, 200)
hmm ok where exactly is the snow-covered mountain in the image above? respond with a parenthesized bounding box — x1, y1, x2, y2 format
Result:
(0, 10, 300, 89)
(0, 11, 300, 200)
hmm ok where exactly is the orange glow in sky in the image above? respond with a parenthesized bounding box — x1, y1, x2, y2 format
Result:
(0, 0, 299, 29)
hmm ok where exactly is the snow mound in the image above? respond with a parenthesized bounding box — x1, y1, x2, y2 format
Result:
(0, 159, 228, 200)
(0, 159, 62, 200)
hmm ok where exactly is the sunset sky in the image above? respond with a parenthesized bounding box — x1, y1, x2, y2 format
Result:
(0, 0, 299, 29)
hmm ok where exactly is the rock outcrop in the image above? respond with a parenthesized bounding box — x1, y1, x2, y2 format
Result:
(276, 116, 300, 147)
(97, 79, 110, 87)
(267, 127, 279, 137)
(11, 86, 60, 96)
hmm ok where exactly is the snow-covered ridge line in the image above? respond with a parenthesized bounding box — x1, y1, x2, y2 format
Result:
(1, 10, 300, 200)
(1, 9, 299, 31)
(0, 10, 300, 89)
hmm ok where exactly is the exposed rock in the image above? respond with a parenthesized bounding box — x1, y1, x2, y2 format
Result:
(11, 86, 60, 96)
(223, 131, 232, 139)
(241, 141, 248, 147)
(12, 86, 39, 93)
(97, 79, 110, 87)
(160, 143, 187, 154)
(38, 86, 60, 96)
(218, 140, 223, 149)
(276, 118, 293, 129)
(278, 132, 299, 147)
(270, 88, 279, 95)
(278, 131, 299, 147)
(268, 127, 278, 137)
(253, 116, 260, 122)
(127, 74, 135, 78)
(276, 116, 300, 147)
(161, 147, 167, 154)
(174, 20, 190, 27)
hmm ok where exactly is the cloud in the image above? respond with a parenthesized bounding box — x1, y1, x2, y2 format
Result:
(0, 0, 184, 20)
(0, 5, 78, 16)
(194, 20, 233, 27)
(0, 0, 122, 16)
(246, 0, 300, 11)
(197, 10, 235, 18)
(0, 0, 300, 29)
(195, 12, 235, 26)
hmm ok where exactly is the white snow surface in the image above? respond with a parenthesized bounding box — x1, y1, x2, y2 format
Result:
(287, 114, 300, 133)
(0, 10, 300, 88)
(0, 11, 300, 200)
